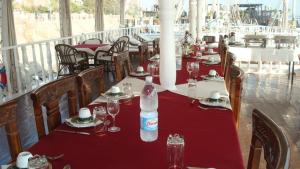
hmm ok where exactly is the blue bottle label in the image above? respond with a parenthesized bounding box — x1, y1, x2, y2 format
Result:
(141, 112, 158, 131)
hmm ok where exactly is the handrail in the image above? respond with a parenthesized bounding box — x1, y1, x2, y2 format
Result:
(0, 24, 299, 104)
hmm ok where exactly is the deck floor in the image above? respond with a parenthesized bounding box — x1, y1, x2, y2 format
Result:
(239, 70, 300, 168)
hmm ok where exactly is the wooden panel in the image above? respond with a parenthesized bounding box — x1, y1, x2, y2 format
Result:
(114, 51, 132, 82)
(77, 66, 105, 107)
(0, 99, 22, 160)
(31, 75, 78, 138)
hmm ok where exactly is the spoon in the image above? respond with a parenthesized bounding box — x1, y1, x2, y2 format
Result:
(63, 164, 71, 169)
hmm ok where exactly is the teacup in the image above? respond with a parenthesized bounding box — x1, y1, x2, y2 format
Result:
(16, 151, 33, 168)
(111, 86, 120, 93)
(208, 69, 217, 77)
(79, 107, 92, 119)
(208, 48, 214, 54)
(210, 91, 221, 100)
(137, 66, 144, 73)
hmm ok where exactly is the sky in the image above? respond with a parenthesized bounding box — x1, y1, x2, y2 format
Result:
(140, 0, 300, 17)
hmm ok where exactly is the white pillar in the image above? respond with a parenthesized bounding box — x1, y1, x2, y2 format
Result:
(59, 0, 72, 38)
(189, 0, 197, 39)
(95, 0, 104, 31)
(120, 0, 125, 27)
(159, 0, 176, 91)
(282, 0, 289, 30)
(197, 0, 205, 40)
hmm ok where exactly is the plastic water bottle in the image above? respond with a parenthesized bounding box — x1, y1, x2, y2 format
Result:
(140, 76, 158, 142)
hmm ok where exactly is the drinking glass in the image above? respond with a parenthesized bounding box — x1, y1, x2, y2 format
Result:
(186, 62, 193, 79)
(107, 98, 120, 132)
(93, 106, 107, 122)
(93, 106, 107, 132)
(122, 82, 133, 104)
(147, 62, 159, 77)
(167, 134, 185, 169)
(187, 79, 197, 101)
(191, 62, 199, 79)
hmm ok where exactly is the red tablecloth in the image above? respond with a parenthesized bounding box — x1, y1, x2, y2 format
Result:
(73, 44, 108, 51)
(144, 57, 223, 85)
(28, 91, 244, 169)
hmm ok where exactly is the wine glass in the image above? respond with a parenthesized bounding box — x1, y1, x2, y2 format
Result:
(93, 106, 108, 132)
(186, 61, 193, 79)
(191, 62, 199, 79)
(107, 98, 120, 132)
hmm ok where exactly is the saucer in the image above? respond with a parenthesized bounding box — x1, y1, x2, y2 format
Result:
(204, 51, 218, 55)
(72, 116, 94, 124)
(129, 71, 150, 77)
(7, 162, 52, 169)
(201, 75, 224, 81)
(199, 97, 231, 109)
(66, 116, 102, 128)
(203, 60, 221, 65)
(104, 91, 125, 97)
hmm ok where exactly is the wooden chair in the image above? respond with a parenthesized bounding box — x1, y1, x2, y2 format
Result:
(203, 36, 216, 43)
(248, 109, 290, 169)
(94, 39, 129, 71)
(31, 75, 78, 139)
(55, 44, 89, 77)
(224, 52, 235, 91)
(229, 65, 244, 128)
(114, 51, 133, 82)
(77, 66, 105, 107)
(152, 38, 160, 55)
(0, 99, 22, 160)
(82, 38, 102, 44)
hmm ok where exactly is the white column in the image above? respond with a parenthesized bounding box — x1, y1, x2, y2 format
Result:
(189, 0, 197, 39)
(120, 0, 125, 27)
(59, 0, 72, 38)
(95, 0, 104, 31)
(159, 0, 176, 91)
(196, 0, 205, 40)
(282, 0, 289, 30)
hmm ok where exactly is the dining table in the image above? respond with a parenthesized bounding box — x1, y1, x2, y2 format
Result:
(73, 43, 110, 56)
(26, 47, 244, 169)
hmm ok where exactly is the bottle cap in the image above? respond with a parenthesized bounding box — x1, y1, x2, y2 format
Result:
(145, 76, 153, 83)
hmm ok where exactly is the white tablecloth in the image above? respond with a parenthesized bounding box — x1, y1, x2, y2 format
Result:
(228, 46, 300, 63)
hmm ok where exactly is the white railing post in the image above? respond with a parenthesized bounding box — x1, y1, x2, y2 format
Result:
(46, 42, 54, 80)
(31, 44, 39, 87)
(21, 46, 30, 91)
(38, 43, 46, 83)
(13, 48, 22, 94)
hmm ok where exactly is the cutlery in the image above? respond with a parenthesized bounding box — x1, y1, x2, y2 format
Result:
(55, 129, 90, 135)
(63, 164, 71, 169)
(45, 154, 64, 160)
(198, 105, 229, 111)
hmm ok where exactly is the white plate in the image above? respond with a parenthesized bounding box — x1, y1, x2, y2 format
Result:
(202, 61, 221, 65)
(129, 71, 150, 77)
(148, 56, 159, 62)
(198, 97, 231, 109)
(201, 75, 224, 81)
(65, 116, 102, 128)
(204, 51, 218, 55)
